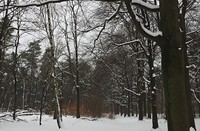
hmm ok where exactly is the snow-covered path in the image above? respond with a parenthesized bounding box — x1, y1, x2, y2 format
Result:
(1, 114, 200, 131)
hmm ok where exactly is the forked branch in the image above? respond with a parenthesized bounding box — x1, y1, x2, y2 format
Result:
(124, 0, 163, 44)
(92, 1, 122, 52)
(132, 0, 159, 12)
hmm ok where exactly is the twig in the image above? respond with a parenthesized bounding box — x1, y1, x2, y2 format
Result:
(92, 1, 122, 53)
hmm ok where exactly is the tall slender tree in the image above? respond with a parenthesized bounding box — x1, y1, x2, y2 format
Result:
(46, 4, 62, 128)
(70, 1, 81, 118)
(0, 0, 14, 108)
(12, 5, 21, 120)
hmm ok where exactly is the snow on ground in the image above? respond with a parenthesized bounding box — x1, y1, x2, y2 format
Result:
(0, 112, 200, 131)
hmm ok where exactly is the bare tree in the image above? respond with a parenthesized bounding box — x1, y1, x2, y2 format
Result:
(0, 0, 14, 109)
(1, 0, 198, 130)
(12, 3, 21, 120)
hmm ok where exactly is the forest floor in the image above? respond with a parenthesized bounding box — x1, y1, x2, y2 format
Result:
(0, 112, 200, 131)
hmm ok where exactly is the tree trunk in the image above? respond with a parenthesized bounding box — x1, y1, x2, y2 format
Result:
(46, 4, 61, 128)
(0, 1, 10, 109)
(120, 105, 123, 116)
(180, 0, 196, 129)
(196, 79, 200, 118)
(161, 41, 189, 131)
(137, 47, 144, 120)
(138, 95, 143, 120)
(148, 41, 158, 129)
(137, 67, 144, 121)
(69, 2, 80, 119)
(13, 67, 17, 121)
(132, 105, 134, 116)
(0, 48, 5, 107)
(127, 92, 131, 117)
(160, 1, 190, 130)
(39, 83, 47, 125)
(135, 104, 138, 117)
(143, 91, 146, 117)
(0, 88, 7, 110)
(199, 101, 200, 118)
(151, 76, 158, 129)
(183, 42, 196, 130)
(13, 10, 20, 120)
(147, 84, 151, 118)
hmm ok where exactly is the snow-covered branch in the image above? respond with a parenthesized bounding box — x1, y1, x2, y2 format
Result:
(191, 89, 200, 104)
(114, 39, 149, 57)
(0, 0, 121, 9)
(124, 87, 147, 97)
(143, 76, 150, 83)
(186, 29, 200, 36)
(124, 87, 140, 96)
(124, 0, 163, 44)
(0, 0, 67, 9)
(0, 0, 160, 10)
(132, 0, 159, 12)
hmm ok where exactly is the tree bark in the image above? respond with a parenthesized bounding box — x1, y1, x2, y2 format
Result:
(148, 41, 158, 129)
(46, 4, 61, 128)
(127, 93, 131, 117)
(143, 92, 146, 117)
(137, 59, 143, 121)
(39, 83, 48, 125)
(69, 1, 80, 118)
(151, 76, 158, 129)
(160, 0, 190, 130)
(147, 89, 151, 118)
(138, 96, 143, 120)
(13, 7, 21, 120)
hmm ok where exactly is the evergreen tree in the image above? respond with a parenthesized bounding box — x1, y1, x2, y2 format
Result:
(21, 41, 41, 109)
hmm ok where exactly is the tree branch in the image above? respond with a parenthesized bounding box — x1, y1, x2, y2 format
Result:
(191, 89, 200, 104)
(124, 87, 146, 97)
(92, 1, 122, 52)
(0, 0, 67, 8)
(124, 0, 163, 44)
(132, 0, 159, 12)
(124, 87, 140, 96)
(0, 0, 122, 9)
(114, 39, 141, 46)
(114, 39, 149, 57)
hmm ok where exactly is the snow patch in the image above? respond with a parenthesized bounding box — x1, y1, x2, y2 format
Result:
(190, 127, 195, 131)
(1, 113, 200, 131)
(151, 127, 162, 131)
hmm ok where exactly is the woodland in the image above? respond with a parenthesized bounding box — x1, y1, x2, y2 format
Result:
(0, 0, 200, 131)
